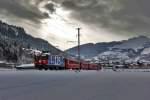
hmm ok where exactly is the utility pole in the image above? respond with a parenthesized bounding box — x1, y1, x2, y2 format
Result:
(77, 28, 81, 70)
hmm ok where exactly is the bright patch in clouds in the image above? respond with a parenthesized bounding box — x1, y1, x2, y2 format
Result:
(40, 9, 128, 50)
(1, 0, 150, 50)
(39, 7, 78, 50)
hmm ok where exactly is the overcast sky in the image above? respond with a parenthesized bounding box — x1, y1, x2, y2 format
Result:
(0, 0, 150, 50)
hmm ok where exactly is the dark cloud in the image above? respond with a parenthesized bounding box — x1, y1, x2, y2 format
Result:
(45, 3, 56, 14)
(1, 0, 150, 39)
(111, 0, 150, 33)
(34, 0, 45, 5)
(57, 0, 150, 36)
(0, 0, 51, 23)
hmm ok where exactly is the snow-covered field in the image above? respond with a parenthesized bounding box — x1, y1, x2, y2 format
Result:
(0, 70, 150, 100)
(101, 68, 150, 72)
(2, 67, 150, 72)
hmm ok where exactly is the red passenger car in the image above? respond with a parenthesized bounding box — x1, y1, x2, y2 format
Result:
(89, 63, 100, 70)
(34, 53, 101, 70)
(65, 58, 80, 70)
(81, 62, 89, 70)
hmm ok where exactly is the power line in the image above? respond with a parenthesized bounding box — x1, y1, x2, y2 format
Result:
(67, 41, 77, 43)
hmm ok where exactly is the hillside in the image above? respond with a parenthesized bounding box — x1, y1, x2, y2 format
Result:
(66, 36, 150, 63)
(0, 21, 63, 54)
(65, 42, 122, 58)
(0, 21, 64, 65)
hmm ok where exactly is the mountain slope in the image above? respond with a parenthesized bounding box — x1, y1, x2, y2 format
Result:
(66, 36, 150, 62)
(113, 36, 150, 51)
(0, 20, 63, 55)
(66, 42, 122, 58)
(0, 21, 64, 64)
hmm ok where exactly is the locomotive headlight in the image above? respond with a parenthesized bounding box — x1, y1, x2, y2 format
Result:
(39, 60, 42, 64)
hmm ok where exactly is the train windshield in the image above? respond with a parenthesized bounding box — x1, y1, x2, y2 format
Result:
(34, 54, 48, 60)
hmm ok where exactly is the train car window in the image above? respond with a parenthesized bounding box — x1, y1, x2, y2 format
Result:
(34, 54, 48, 60)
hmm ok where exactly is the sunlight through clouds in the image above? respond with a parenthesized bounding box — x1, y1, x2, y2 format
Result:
(1, 0, 150, 50)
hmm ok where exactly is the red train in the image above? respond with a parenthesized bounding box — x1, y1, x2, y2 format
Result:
(34, 53, 101, 70)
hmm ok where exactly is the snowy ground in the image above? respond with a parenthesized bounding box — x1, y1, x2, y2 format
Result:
(0, 70, 150, 100)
